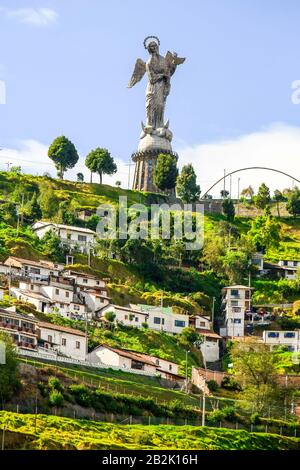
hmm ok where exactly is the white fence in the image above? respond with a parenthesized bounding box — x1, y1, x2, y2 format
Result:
(18, 348, 157, 377)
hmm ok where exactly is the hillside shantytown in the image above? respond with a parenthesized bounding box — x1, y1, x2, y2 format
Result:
(0, 2, 300, 454)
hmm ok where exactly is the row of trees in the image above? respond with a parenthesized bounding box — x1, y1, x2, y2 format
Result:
(48, 135, 117, 183)
(240, 183, 300, 217)
(154, 154, 201, 202)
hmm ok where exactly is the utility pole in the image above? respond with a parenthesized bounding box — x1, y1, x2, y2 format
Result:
(223, 169, 226, 194)
(5, 162, 11, 172)
(229, 174, 232, 198)
(211, 296, 216, 329)
(237, 177, 241, 215)
(185, 350, 190, 393)
(202, 359, 207, 426)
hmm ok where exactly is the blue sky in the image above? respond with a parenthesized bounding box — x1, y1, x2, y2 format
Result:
(0, 0, 300, 195)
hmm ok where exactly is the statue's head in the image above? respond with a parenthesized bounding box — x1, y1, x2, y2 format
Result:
(143, 36, 160, 54)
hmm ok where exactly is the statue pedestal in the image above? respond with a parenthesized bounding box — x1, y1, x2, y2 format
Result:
(131, 124, 178, 193)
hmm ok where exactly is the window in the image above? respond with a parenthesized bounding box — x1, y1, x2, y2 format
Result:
(156, 359, 159, 365)
(154, 317, 161, 325)
(55, 289, 59, 295)
(83, 279, 88, 284)
(67, 233, 71, 240)
(200, 321, 206, 327)
(65, 291, 70, 298)
(231, 300, 238, 306)
(30, 268, 40, 275)
(135, 317, 139, 322)
(73, 305, 80, 311)
(78, 235, 87, 242)
(47, 335, 52, 343)
(293, 261, 298, 267)
(231, 289, 239, 297)
(232, 307, 241, 313)
(125, 315, 128, 320)
(62, 338, 66, 346)
(268, 332, 279, 338)
(30, 284, 34, 290)
(169, 364, 172, 371)
(76, 341, 80, 349)
(283, 260, 288, 266)
(174, 320, 186, 328)
(284, 332, 295, 338)
(131, 359, 144, 370)
(96, 281, 100, 285)
(233, 319, 241, 324)
(60, 303, 64, 308)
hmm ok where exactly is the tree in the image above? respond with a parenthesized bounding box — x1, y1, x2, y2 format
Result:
(77, 172, 84, 183)
(48, 135, 79, 179)
(177, 327, 201, 349)
(104, 311, 116, 323)
(240, 186, 254, 200)
(249, 215, 281, 253)
(255, 183, 271, 210)
(220, 189, 229, 199)
(222, 198, 235, 221)
(0, 332, 21, 405)
(222, 250, 249, 284)
(153, 154, 178, 192)
(23, 193, 42, 222)
(85, 148, 117, 184)
(230, 341, 293, 416)
(10, 166, 22, 174)
(176, 164, 201, 203)
(40, 230, 66, 262)
(273, 190, 285, 217)
(115, 181, 121, 187)
(38, 184, 59, 218)
(286, 187, 300, 217)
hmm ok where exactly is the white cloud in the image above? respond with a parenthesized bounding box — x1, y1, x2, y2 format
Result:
(0, 140, 130, 188)
(178, 123, 300, 197)
(4, 8, 58, 27)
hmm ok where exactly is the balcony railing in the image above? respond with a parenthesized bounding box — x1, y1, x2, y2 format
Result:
(0, 322, 37, 335)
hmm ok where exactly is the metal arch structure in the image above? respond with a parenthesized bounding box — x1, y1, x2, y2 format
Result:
(202, 166, 300, 197)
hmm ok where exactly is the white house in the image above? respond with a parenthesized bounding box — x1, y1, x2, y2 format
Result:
(32, 221, 97, 253)
(0, 308, 38, 350)
(63, 269, 108, 292)
(133, 304, 189, 335)
(222, 285, 253, 338)
(189, 314, 211, 331)
(197, 330, 221, 363)
(278, 260, 300, 280)
(97, 304, 148, 327)
(87, 345, 158, 375)
(38, 321, 87, 361)
(4, 256, 64, 279)
(10, 276, 86, 319)
(263, 330, 300, 352)
(87, 344, 184, 381)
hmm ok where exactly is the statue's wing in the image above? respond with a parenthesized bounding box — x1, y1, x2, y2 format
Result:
(165, 51, 186, 66)
(128, 59, 146, 88)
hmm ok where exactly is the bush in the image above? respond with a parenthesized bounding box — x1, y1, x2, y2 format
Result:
(48, 376, 64, 392)
(69, 384, 92, 407)
(103, 330, 113, 338)
(49, 390, 64, 407)
(221, 376, 242, 391)
(222, 406, 237, 423)
(207, 380, 219, 393)
(142, 322, 149, 329)
(206, 409, 225, 425)
(250, 412, 261, 425)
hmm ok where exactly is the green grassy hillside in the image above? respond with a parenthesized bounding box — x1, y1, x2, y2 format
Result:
(1, 411, 299, 450)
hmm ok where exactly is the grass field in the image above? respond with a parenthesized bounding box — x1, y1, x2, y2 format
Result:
(0, 411, 299, 450)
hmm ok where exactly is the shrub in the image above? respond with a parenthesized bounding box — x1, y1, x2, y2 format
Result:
(206, 409, 225, 425)
(142, 322, 149, 329)
(69, 384, 92, 407)
(49, 390, 64, 407)
(207, 380, 219, 393)
(48, 376, 64, 392)
(222, 406, 237, 422)
(221, 376, 242, 391)
(250, 412, 261, 425)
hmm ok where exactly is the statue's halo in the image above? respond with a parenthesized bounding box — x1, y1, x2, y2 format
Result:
(143, 36, 160, 49)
